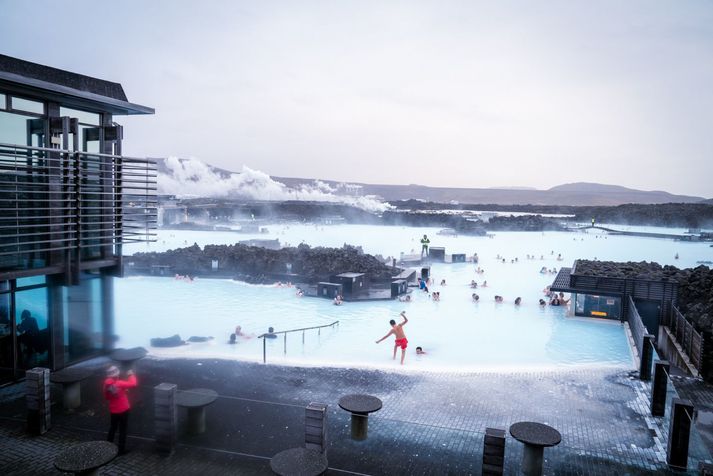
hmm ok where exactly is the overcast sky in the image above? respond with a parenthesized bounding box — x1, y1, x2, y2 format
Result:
(1, 0, 712, 196)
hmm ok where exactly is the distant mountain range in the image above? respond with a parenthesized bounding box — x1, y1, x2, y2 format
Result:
(273, 178, 706, 206)
(155, 158, 708, 206)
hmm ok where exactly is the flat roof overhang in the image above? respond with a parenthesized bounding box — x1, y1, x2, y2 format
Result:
(0, 72, 154, 116)
(549, 267, 623, 297)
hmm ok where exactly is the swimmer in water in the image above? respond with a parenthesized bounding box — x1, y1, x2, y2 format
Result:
(235, 326, 254, 339)
(472, 293, 480, 302)
(539, 299, 546, 306)
(376, 311, 409, 365)
(515, 297, 522, 306)
(416, 346, 426, 355)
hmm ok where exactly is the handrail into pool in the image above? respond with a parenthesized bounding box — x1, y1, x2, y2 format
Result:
(257, 321, 340, 364)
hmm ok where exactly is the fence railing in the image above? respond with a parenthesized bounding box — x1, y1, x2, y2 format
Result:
(0, 142, 156, 267)
(257, 321, 339, 363)
(669, 306, 704, 373)
(627, 296, 649, 357)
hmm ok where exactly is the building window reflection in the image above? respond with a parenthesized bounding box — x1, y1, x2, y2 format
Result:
(62, 273, 104, 363)
(15, 283, 49, 368)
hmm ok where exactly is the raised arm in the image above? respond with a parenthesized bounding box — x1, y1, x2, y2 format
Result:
(400, 311, 408, 325)
(114, 372, 137, 389)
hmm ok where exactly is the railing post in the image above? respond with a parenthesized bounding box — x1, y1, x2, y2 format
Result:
(640, 334, 654, 380)
(482, 427, 506, 475)
(154, 383, 177, 455)
(284, 333, 287, 355)
(651, 360, 670, 417)
(305, 403, 328, 456)
(25, 367, 50, 435)
(263, 338, 266, 364)
(302, 330, 305, 345)
(667, 398, 694, 470)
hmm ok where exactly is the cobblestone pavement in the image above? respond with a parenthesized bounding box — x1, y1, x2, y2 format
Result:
(1, 357, 711, 475)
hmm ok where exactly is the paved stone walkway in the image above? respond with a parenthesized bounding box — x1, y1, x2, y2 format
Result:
(1, 357, 711, 475)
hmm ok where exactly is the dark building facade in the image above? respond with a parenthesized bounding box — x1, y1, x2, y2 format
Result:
(0, 54, 155, 382)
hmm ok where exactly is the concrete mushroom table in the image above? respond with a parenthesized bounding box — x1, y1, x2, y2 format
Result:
(175, 388, 218, 435)
(270, 447, 328, 476)
(338, 394, 382, 441)
(50, 367, 92, 410)
(54, 441, 118, 476)
(110, 347, 147, 371)
(509, 421, 561, 476)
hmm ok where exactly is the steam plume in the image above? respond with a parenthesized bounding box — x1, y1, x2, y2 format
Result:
(157, 157, 391, 213)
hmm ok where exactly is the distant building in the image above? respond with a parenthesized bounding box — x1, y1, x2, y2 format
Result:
(0, 54, 155, 382)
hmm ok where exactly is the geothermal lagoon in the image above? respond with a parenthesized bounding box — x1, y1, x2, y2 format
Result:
(117, 224, 713, 371)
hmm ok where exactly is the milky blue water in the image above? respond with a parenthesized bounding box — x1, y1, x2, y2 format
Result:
(116, 224, 713, 371)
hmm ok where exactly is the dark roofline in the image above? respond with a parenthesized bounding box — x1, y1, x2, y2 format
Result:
(0, 55, 153, 115)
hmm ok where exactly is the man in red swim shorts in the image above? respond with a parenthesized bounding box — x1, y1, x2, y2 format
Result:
(376, 311, 409, 365)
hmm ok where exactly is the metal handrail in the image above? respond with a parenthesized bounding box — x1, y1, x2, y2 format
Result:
(0, 141, 157, 164)
(670, 305, 704, 372)
(258, 320, 339, 364)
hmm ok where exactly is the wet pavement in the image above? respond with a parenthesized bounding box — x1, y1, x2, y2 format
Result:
(1, 357, 711, 475)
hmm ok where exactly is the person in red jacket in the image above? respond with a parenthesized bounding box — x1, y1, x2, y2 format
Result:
(104, 365, 137, 454)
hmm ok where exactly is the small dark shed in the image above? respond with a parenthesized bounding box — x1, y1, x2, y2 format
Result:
(330, 273, 366, 296)
(317, 282, 343, 299)
(451, 253, 466, 263)
(391, 279, 408, 298)
(429, 247, 446, 262)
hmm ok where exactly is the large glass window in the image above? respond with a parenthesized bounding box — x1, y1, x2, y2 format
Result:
(15, 284, 49, 368)
(59, 106, 100, 126)
(575, 294, 620, 319)
(59, 106, 101, 153)
(0, 93, 6, 110)
(62, 273, 104, 363)
(11, 97, 44, 115)
(0, 110, 40, 145)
